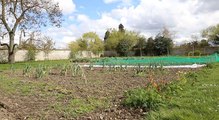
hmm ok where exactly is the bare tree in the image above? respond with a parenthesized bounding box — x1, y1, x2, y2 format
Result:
(40, 36, 54, 59)
(20, 31, 55, 61)
(0, 0, 62, 63)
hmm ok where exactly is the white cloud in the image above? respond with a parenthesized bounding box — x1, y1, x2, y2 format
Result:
(103, 0, 134, 6)
(49, 0, 219, 48)
(101, 0, 219, 40)
(103, 0, 119, 4)
(54, 0, 76, 15)
(45, 27, 77, 48)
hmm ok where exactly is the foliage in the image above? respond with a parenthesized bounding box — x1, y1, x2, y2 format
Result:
(123, 87, 164, 111)
(134, 36, 147, 56)
(123, 69, 189, 112)
(35, 65, 48, 79)
(145, 37, 155, 56)
(60, 64, 68, 76)
(119, 23, 125, 32)
(40, 36, 55, 58)
(69, 32, 104, 56)
(104, 28, 122, 50)
(104, 25, 139, 53)
(146, 64, 219, 120)
(154, 36, 173, 56)
(70, 63, 81, 76)
(200, 39, 209, 47)
(21, 31, 55, 61)
(146, 27, 174, 56)
(54, 63, 87, 82)
(202, 24, 219, 44)
(25, 44, 38, 61)
(68, 41, 80, 59)
(83, 32, 104, 55)
(104, 30, 110, 42)
(178, 39, 210, 50)
(70, 58, 91, 63)
(205, 63, 214, 69)
(0, 0, 62, 63)
(23, 64, 32, 77)
(116, 39, 132, 56)
(194, 50, 201, 56)
(188, 50, 202, 56)
(104, 25, 176, 57)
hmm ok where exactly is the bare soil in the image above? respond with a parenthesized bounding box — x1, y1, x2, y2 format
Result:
(0, 67, 194, 120)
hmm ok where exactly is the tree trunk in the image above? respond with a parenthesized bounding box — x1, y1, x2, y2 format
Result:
(140, 48, 142, 57)
(8, 32, 15, 64)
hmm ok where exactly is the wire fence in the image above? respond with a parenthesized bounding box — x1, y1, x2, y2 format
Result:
(94, 53, 218, 66)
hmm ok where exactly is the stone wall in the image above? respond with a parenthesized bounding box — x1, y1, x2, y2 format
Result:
(0, 50, 7, 63)
(0, 50, 101, 62)
(171, 47, 219, 55)
(0, 47, 218, 62)
(13, 50, 72, 62)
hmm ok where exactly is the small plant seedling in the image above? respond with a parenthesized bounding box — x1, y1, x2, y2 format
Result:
(89, 63, 94, 70)
(60, 64, 68, 76)
(23, 64, 32, 77)
(70, 63, 87, 83)
(35, 65, 48, 79)
(10, 64, 15, 75)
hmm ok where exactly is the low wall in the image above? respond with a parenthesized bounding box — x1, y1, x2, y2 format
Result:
(14, 50, 72, 62)
(0, 50, 7, 63)
(172, 47, 219, 55)
(0, 50, 101, 62)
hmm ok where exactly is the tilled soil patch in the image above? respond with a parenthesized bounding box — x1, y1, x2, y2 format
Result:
(0, 67, 194, 119)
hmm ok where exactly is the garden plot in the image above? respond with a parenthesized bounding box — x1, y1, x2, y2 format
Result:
(0, 63, 200, 119)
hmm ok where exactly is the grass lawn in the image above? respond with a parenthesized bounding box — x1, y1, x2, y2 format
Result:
(145, 63, 219, 120)
(0, 60, 69, 71)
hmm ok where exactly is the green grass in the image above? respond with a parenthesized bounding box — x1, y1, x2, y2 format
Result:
(145, 63, 219, 120)
(0, 60, 69, 71)
(52, 97, 109, 118)
(0, 76, 50, 96)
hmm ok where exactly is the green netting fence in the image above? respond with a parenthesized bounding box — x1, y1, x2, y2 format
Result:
(94, 53, 219, 66)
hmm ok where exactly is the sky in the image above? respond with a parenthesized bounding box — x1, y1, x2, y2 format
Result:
(39, 0, 219, 48)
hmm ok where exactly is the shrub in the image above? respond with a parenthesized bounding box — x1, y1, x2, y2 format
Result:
(116, 39, 132, 56)
(70, 58, 90, 63)
(188, 50, 201, 56)
(69, 51, 76, 59)
(194, 50, 201, 56)
(122, 87, 164, 111)
(26, 48, 37, 61)
(206, 63, 214, 69)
